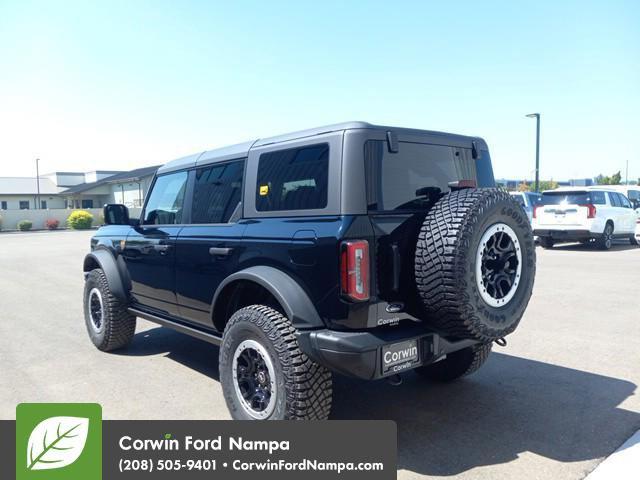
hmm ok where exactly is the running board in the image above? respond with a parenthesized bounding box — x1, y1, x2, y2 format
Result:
(128, 308, 223, 346)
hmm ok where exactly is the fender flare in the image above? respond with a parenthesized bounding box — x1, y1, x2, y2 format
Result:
(212, 266, 324, 330)
(83, 249, 130, 304)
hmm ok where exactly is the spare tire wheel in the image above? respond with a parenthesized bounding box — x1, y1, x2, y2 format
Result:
(415, 188, 536, 341)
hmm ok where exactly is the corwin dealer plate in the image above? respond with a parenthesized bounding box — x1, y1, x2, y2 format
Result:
(382, 339, 419, 375)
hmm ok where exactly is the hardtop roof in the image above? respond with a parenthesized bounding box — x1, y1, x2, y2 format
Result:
(157, 122, 485, 174)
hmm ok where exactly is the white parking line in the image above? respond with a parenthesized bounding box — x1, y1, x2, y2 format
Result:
(586, 430, 640, 480)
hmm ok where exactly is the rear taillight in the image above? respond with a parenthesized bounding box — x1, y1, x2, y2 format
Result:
(580, 204, 596, 218)
(340, 240, 369, 301)
(533, 206, 540, 219)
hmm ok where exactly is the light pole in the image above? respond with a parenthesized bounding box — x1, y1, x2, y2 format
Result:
(35, 158, 41, 210)
(526, 113, 541, 192)
(625, 159, 629, 185)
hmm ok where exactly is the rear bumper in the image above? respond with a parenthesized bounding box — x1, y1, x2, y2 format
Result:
(296, 325, 478, 380)
(533, 229, 595, 241)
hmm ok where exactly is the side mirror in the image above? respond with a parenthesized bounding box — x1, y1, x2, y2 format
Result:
(103, 204, 131, 225)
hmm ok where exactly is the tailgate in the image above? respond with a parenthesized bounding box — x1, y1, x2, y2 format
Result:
(536, 204, 589, 227)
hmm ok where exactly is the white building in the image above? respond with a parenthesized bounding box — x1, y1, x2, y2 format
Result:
(0, 166, 158, 210)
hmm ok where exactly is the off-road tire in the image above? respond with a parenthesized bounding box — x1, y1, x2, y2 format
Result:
(415, 188, 536, 341)
(220, 305, 332, 420)
(83, 268, 136, 351)
(597, 223, 614, 250)
(539, 237, 554, 249)
(415, 343, 492, 382)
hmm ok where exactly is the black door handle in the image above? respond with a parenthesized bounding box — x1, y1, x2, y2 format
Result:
(209, 247, 233, 256)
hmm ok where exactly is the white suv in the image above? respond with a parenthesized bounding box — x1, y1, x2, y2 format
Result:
(532, 187, 639, 249)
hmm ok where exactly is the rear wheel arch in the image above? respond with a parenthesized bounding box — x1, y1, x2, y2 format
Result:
(213, 280, 284, 332)
(211, 267, 324, 333)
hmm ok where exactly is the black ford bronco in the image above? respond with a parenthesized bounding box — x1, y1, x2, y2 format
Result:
(82, 122, 536, 420)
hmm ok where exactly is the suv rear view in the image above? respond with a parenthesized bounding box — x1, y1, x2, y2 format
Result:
(83, 122, 536, 420)
(533, 188, 638, 249)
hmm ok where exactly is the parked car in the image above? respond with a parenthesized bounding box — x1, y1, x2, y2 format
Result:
(532, 187, 639, 249)
(82, 122, 536, 420)
(603, 185, 640, 211)
(510, 191, 542, 223)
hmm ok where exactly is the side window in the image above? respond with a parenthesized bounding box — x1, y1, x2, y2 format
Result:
(627, 190, 639, 202)
(191, 160, 244, 223)
(590, 191, 606, 205)
(608, 192, 621, 207)
(256, 144, 329, 212)
(143, 171, 188, 225)
(19, 201, 29, 209)
(618, 193, 632, 208)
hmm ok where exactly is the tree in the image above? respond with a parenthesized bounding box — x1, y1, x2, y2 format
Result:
(538, 180, 558, 191)
(610, 171, 622, 185)
(517, 182, 531, 192)
(595, 171, 621, 185)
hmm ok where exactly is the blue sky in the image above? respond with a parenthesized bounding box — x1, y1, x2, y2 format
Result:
(0, 0, 638, 181)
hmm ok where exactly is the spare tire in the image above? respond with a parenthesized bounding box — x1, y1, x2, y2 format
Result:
(414, 188, 535, 341)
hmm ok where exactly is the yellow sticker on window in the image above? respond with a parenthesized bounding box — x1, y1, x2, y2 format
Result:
(259, 185, 269, 196)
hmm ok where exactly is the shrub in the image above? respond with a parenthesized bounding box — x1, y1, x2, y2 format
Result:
(67, 210, 94, 230)
(17, 220, 32, 231)
(45, 218, 60, 230)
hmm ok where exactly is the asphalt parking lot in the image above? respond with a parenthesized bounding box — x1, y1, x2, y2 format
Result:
(1, 230, 638, 479)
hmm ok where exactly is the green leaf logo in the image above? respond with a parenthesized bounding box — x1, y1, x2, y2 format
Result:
(26, 416, 89, 471)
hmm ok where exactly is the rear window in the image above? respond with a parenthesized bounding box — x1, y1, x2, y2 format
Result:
(540, 191, 605, 205)
(364, 141, 479, 212)
(256, 144, 328, 211)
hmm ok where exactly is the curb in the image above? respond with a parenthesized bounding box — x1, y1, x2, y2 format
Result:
(585, 429, 640, 480)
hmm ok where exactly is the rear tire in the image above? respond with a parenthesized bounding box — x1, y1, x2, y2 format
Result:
(415, 343, 492, 382)
(539, 237, 554, 249)
(597, 223, 614, 250)
(83, 269, 136, 351)
(219, 305, 332, 420)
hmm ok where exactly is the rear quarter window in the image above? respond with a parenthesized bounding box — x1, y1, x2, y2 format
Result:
(255, 144, 329, 212)
(608, 192, 621, 207)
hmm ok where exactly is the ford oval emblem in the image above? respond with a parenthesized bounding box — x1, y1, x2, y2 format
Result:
(386, 303, 404, 313)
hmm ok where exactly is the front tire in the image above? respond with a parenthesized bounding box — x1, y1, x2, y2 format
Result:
(219, 305, 332, 420)
(415, 343, 492, 382)
(83, 269, 136, 351)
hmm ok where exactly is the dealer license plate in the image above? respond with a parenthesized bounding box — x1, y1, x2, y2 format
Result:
(382, 339, 419, 375)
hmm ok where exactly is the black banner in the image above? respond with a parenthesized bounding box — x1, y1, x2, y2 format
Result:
(2, 420, 396, 479)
